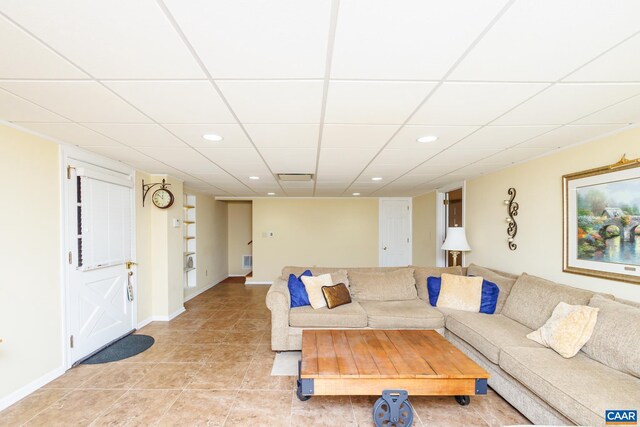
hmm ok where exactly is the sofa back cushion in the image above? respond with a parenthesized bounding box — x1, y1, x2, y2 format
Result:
(281, 267, 350, 287)
(466, 264, 518, 313)
(583, 295, 640, 378)
(501, 273, 594, 330)
(411, 265, 463, 301)
(348, 268, 417, 301)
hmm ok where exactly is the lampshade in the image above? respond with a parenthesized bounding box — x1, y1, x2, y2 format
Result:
(441, 227, 471, 251)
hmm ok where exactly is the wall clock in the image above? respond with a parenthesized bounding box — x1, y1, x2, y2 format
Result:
(151, 187, 174, 209)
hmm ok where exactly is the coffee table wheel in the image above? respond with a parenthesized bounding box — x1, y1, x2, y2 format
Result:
(455, 395, 470, 406)
(373, 390, 414, 427)
(296, 380, 311, 401)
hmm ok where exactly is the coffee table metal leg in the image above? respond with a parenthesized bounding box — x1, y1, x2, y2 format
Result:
(455, 395, 470, 406)
(372, 390, 414, 427)
(296, 360, 313, 401)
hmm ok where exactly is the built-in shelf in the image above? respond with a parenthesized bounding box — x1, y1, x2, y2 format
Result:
(184, 221, 195, 224)
(184, 267, 195, 272)
(184, 193, 197, 289)
(184, 205, 195, 209)
(184, 251, 195, 256)
(185, 236, 195, 240)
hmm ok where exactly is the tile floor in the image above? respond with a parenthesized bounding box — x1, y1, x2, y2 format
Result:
(0, 277, 531, 426)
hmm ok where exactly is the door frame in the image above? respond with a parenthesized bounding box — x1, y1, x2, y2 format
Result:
(378, 197, 412, 266)
(435, 181, 466, 267)
(59, 146, 137, 369)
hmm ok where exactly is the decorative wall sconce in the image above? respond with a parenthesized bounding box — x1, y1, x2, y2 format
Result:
(504, 188, 518, 250)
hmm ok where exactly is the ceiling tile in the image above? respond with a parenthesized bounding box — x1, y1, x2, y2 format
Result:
(450, 0, 640, 81)
(321, 124, 398, 150)
(16, 123, 120, 146)
(244, 124, 319, 149)
(412, 148, 501, 174)
(217, 80, 323, 123)
(324, 81, 436, 124)
(105, 81, 235, 124)
(259, 148, 316, 174)
(136, 147, 223, 175)
(0, 81, 151, 123)
(494, 84, 640, 125)
(575, 94, 640, 125)
(409, 83, 548, 125)
(193, 173, 241, 185)
(478, 148, 551, 165)
(164, 0, 331, 79)
(518, 124, 628, 149)
(331, 0, 507, 80)
(82, 146, 155, 164)
(370, 148, 441, 168)
(387, 125, 479, 150)
(0, 88, 68, 122)
(565, 33, 640, 82)
(317, 148, 378, 175)
(0, 0, 203, 78)
(84, 123, 187, 148)
(453, 125, 557, 150)
(0, 15, 87, 79)
(163, 123, 252, 148)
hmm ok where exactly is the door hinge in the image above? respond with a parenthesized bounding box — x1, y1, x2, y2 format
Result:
(68, 252, 72, 264)
(69, 335, 74, 348)
(443, 199, 449, 205)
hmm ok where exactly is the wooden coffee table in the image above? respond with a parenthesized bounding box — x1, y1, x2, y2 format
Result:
(297, 329, 489, 426)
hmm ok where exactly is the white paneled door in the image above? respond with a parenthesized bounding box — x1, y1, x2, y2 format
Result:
(66, 159, 135, 364)
(379, 198, 412, 267)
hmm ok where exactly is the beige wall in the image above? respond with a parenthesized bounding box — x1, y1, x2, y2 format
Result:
(252, 198, 379, 282)
(228, 201, 252, 276)
(0, 126, 62, 403)
(135, 171, 153, 323)
(412, 191, 437, 266)
(465, 127, 640, 302)
(184, 189, 229, 301)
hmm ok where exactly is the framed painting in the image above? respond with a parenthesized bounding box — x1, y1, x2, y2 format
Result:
(563, 156, 640, 284)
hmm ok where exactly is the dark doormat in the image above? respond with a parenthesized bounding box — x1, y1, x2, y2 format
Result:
(81, 334, 155, 364)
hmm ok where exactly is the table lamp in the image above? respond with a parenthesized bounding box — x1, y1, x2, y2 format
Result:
(441, 226, 471, 266)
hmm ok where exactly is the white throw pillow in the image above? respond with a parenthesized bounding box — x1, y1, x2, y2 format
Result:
(301, 274, 333, 309)
(436, 273, 483, 312)
(527, 302, 599, 358)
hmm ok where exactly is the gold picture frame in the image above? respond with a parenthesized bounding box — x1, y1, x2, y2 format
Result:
(563, 155, 640, 285)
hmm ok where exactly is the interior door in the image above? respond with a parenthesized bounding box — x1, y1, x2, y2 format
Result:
(446, 188, 463, 266)
(380, 199, 412, 267)
(67, 160, 135, 363)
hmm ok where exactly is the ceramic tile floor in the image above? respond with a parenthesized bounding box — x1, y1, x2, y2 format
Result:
(0, 277, 531, 426)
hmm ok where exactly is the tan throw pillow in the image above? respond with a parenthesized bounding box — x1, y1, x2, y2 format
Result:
(321, 283, 352, 309)
(436, 273, 483, 312)
(527, 302, 599, 358)
(301, 274, 333, 309)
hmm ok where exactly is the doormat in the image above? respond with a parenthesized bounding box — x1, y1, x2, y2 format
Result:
(271, 351, 301, 376)
(81, 334, 154, 364)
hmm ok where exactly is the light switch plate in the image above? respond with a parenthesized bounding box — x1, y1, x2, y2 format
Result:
(172, 218, 181, 228)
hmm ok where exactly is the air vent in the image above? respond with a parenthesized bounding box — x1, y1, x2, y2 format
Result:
(277, 173, 313, 182)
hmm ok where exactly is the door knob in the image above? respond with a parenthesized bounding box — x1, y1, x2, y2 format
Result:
(125, 261, 137, 269)
(383, 246, 387, 250)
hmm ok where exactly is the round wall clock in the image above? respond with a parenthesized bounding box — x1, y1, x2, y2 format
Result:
(151, 188, 174, 209)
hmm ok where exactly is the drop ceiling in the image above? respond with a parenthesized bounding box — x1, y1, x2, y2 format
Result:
(1, 0, 639, 197)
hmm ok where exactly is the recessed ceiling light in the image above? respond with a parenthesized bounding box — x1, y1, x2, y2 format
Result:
(267, 192, 275, 196)
(202, 133, 223, 142)
(417, 135, 438, 143)
(371, 177, 383, 181)
(249, 176, 260, 180)
(352, 192, 361, 196)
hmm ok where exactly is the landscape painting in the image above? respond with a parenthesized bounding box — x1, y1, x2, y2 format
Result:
(576, 179, 640, 265)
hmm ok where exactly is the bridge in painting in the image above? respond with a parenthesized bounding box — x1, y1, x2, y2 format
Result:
(580, 208, 640, 241)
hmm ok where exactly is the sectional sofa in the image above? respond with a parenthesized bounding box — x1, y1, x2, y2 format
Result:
(265, 264, 640, 426)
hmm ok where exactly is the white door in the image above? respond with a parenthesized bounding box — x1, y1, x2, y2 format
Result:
(66, 160, 135, 363)
(379, 198, 412, 267)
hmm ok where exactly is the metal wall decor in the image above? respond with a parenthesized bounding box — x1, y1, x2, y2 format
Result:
(505, 188, 519, 250)
(142, 178, 171, 207)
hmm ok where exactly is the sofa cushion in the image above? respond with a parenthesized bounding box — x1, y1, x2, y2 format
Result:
(281, 266, 398, 281)
(445, 312, 543, 364)
(583, 295, 640, 378)
(411, 266, 463, 301)
(348, 268, 417, 301)
(289, 301, 367, 328)
(500, 346, 640, 427)
(466, 264, 517, 313)
(359, 300, 444, 329)
(501, 273, 594, 330)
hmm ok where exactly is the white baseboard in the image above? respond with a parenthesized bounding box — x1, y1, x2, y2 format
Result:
(137, 316, 154, 329)
(227, 274, 246, 277)
(245, 280, 273, 285)
(136, 306, 186, 328)
(183, 274, 227, 303)
(167, 306, 186, 320)
(0, 365, 66, 412)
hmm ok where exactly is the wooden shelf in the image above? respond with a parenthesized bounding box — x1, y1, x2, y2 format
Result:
(184, 221, 195, 224)
(185, 251, 195, 256)
(184, 267, 195, 272)
(185, 236, 195, 240)
(184, 205, 195, 209)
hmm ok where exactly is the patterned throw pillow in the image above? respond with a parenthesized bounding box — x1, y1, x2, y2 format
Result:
(288, 270, 312, 308)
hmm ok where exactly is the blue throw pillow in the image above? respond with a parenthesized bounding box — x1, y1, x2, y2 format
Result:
(426, 276, 500, 314)
(288, 270, 312, 308)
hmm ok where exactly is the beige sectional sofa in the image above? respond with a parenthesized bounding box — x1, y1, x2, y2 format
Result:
(265, 264, 640, 426)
